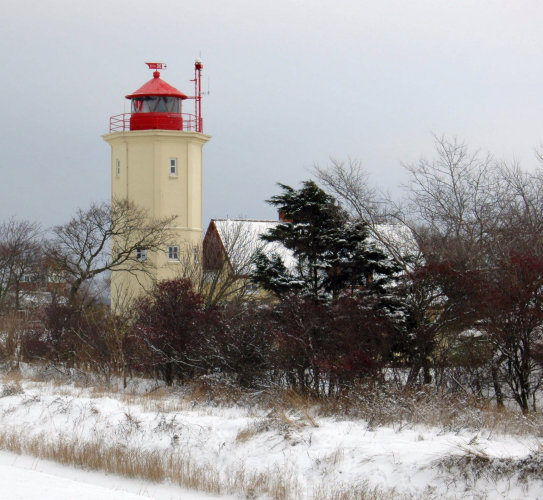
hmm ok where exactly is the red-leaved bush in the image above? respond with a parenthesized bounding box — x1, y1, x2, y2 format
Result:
(131, 279, 219, 385)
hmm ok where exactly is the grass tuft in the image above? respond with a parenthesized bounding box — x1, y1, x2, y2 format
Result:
(0, 380, 23, 398)
(436, 449, 543, 485)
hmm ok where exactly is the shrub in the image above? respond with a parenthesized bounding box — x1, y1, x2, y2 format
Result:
(131, 279, 218, 385)
(197, 301, 273, 388)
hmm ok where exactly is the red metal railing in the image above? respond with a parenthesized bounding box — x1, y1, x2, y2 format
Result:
(109, 113, 203, 133)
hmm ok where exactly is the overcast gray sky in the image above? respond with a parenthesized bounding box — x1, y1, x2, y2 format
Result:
(2, 0, 543, 229)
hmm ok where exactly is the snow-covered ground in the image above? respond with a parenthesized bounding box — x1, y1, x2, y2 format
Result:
(0, 372, 541, 499)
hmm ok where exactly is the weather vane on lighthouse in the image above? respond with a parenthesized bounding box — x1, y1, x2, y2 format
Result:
(108, 59, 205, 134)
(145, 62, 167, 70)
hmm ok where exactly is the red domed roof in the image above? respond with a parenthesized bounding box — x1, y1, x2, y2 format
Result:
(125, 71, 188, 99)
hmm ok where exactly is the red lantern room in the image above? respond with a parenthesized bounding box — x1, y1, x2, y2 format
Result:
(126, 66, 187, 131)
(109, 61, 204, 133)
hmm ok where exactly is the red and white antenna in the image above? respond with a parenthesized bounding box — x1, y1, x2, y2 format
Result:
(193, 59, 203, 133)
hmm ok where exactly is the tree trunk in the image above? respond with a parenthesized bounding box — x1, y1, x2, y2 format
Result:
(406, 363, 421, 386)
(491, 365, 504, 409)
(422, 364, 432, 385)
(69, 278, 84, 305)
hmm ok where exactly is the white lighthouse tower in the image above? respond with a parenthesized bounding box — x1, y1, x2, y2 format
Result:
(103, 61, 211, 307)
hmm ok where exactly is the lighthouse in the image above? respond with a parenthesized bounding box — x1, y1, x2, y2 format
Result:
(103, 61, 211, 307)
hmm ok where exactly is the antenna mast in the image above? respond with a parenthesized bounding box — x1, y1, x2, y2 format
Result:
(194, 59, 203, 132)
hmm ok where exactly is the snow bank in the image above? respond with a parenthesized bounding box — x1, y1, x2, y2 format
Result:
(0, 377, 540, 498)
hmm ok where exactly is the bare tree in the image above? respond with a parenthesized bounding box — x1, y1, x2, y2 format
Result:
(170, 219, 277, 308)
(0, 218, 42, 311)
(315, 158, 383, 224)
(489, 163, 543, 258)
(314, 158, 421, 271)
(401, 135, 502, 270)
(399, 138, 543, 406)
(313, 138, 506, 391)
(186, 219, 272, 307)
(48, 199, 175, 305)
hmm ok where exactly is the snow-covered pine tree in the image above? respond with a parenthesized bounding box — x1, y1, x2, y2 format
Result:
(251, 181, 401, 302)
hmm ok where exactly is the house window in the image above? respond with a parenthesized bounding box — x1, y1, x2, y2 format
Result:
(245, 283, 259, 295)
(47, 272, 64, 283)
(169, 158, 177, 177)
(168, 245, 179, 261)
(136, 248, 147, 261)
(116, 159, 120, 176)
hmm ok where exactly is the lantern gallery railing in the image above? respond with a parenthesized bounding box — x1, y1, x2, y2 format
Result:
(109, 113, 203, 133)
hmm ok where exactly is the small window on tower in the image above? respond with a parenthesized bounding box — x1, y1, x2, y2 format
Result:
(136, 248, 147, 261)
(168, 245, 179, 261)
(116, 159, 121, 177)
(169, 158, 177, 177)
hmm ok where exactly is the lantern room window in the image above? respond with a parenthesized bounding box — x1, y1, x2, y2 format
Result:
(131, 96, 180, 114)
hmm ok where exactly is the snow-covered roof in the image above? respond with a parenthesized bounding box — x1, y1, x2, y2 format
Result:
(369, 224, 421, 266)
(209, 219, 419, 274)
(210, 219, 296, 272)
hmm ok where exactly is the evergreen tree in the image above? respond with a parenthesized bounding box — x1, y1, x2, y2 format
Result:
(252, 249, 302, 297)
(251, 181, 400, 301)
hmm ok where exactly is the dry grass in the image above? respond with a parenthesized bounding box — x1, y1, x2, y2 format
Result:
(436, 448, 543, 485)
(0, 380, 23, 398)
(312, 482, 418, 500)
(295, 384, 543, 437)
(20, 434, 214, 489)
(0, 370, 24, 398)
(0, 422, 416, 500)
(1, 428, 416, 499)
(0, 430, 305, 499)
(1, 368, 24, 385)
(4, 365, 543, 438)
(236, 416, 297, 444)
(235, 392, 321, 444)
(275, 389, 319, 427)
(236, 423, 261, 442)
(6, 365, 543, 438)
(321, 447, 345, 467)
(205, 379, 543, 438)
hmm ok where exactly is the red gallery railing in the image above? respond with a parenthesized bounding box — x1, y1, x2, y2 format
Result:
(109, 113, 203, 133)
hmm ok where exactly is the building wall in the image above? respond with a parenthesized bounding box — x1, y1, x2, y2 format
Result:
(103, 129, 210, 307)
